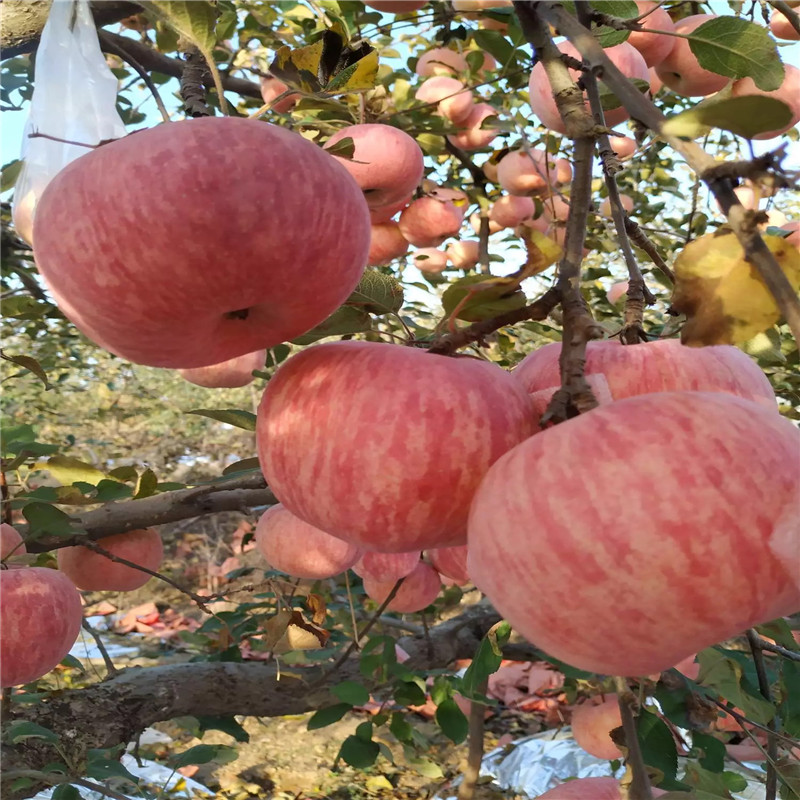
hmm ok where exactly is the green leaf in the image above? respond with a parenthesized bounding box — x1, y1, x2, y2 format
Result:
(94, 480, 134, 502)
(187, 408, 257, 431)
(222, 457, 262, 475)
(393, 680, 427, 707)
(307, 702, 352, 730)
(435, 698, 469, 743)
(325, 136, 356, 159)
(144, 1, 216, 51)
(291, 305, 372, 344)
(3, 720, 60, 744)
(389, 711, 413, 743)
(775, 756, 800, 799)
(681, 763, 746, 798)
(22, 503, 79, 537)
(442, 275, 527, 322)
(346, 269, 404, 314)
(1, 296, 54, 320)
(133, 468, 159, 499)
(637, 708, 678, 784)
(1, 353, 52, 390)
(168, 743, 239, 768)
(107, 466, 138, 483)
(86, 750, 140, 785)
(690, 731, 726, 773)
(591, 0, 636, 47)
(688, 17, 784, 91)
(51, 786, 81, 800)
(44, 456, 105, 487)
(195, 715, 250, 742)
(338, 733, 380, 768)
(460, 621, 510, 699)
(59, 654, 85, 672)
(472, 29, 515, 66)
(663, 96, 793, 140)
(332, 680, 370, 706)
(2, 159, 23, 192)
(403, 749, 444, 778)
(780, 660, 800, 737)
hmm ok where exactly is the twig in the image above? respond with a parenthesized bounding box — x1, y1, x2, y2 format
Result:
(623, 216, 676, 284)
(180, 46, 212, 118)
(458, 677, 489, 800)
(344, 570, 360, 650)
(427, 287, 561, 355)
(445, 139, 488, 188)
(81, 618, 118, 678)
(98, 31, 170, 125)
(769, 1, 800, 36)
(613, 676, 654, 800)
(746, 629, 778, 800)
(749, 635, 800, 662)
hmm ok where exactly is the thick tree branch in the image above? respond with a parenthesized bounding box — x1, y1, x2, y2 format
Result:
(23, 472, 275, 553)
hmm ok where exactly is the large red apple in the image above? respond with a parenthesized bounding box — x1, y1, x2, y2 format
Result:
(33, 118, 371, 368)
(512, 339, 776, 410)
(399, 196, 465, 247)
(655, 15, 730, 96)
(730, 64, 800, 139)
(57, 528, 164, 591)
(363, 560, 441, 612)
(257, 341, 536, 552)
(254, 504, 362, 579)
(325, 124, 424, 209)
(368, 222, 410, 265)
(571, 694, 624, 759)
(627, 1, 676, 67)
(1, 523, 26, 559)
(1, 567, 83, 687)
(353, 550, 421, 582)
(179, 349, 266, 388)
(468, 391, 800, 676)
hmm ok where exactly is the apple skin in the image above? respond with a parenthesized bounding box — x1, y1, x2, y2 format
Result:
(628, 1, 677, 67)
(537, 777, 666, 799)
(325, 124, 424, 209)
(771, 10, 800, 39)
(416, 47, 469, 77)
(427, 545, 469, 584)
(399, 196, 465, 247)
(1, 523, 26, 559)
(731, 64, 800, 139)
(370, 195, 412, 223)
(470, 212, 503, 236)
(656, 15, 730, 97)
(497, 149, 571, 197)
(608, 135, 636, 159)
(363, 561, 441, 612)
(599, 194, 634, 217)
(259, 76, 298, 112)
(257, 340, 537, 552)
(446, 240, 480, 269)
(606, 281, 629, 305)
(415, 76, 474, 124)
(529, 42, 648, 133)
(57, 528, 164, 591)
(353, 550, 421, 582)
(413, 248, 450, 273)
(446, 103, 499, 151)
(489, 195, 535, 229)
(512, 338, 777, 411)
(368, 222, 410, 265)
(179, 349, 266, 389)
(254, 504, 362, 580)
(1, 567, 83, 687)
(33, 118, 371, 369)
(468, 391, 800, 676)
(571, 695, 624, 759)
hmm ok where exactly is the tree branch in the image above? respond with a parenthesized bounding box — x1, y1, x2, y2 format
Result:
(746, 629, 778, 800)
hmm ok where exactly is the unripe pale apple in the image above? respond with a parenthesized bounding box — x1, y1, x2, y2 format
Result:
(363, 560, 441, 612)
(606, 280, 629, 305)
(608, 135, 636, 159)
(489, 195, 535, 229)
(33, 118, 371, 369)
(514, 214, 550, 239)
(254, 504, 362, 579)
(496, 150, 551, 196)
(599, 194, 634, 217)
(470, 212, 503, 236)
(399, 196, 465, 247)
(468, 392, 800, 675)
(627, 1, 677, 67)
(416, 47, 469, 77)
(446, 103, 499, 151)
(370, 195, 413, 223)
(259, 76, 298, 112)
(656, 15, 730, 96)
(415, 76, 474, 124)
(649, 66, 664, 95)
(11, 188, 36, 246)
(771, 9, 800, 39)
(353, 550, 420, 582)
(368, 222, 410, 265)
(413, 248, 450, 273)
(446, 240, 480, 269)
(325, 124, 424, 209)
(57, 528, 164, 591)
(179, 350, 266, 388)
(731, 65, 800, 139)
(427, 545, 469, 584)
(542, 194, 570, 223)
(1, 523, 26, 559)
(571, 695, 624, 759)
(1, 567, 83, 687)
(513, 338, 777, 410)
(257, 341, 536, 552)
(529, 42, 648, 133)
(365, 0, 427, 11)
(537, 777, 666, 799)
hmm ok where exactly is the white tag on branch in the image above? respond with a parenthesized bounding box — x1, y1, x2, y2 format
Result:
(12, 0, 127, 245)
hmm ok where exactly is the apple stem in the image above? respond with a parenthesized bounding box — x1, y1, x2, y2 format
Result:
(81, 617, 119, 679)
(613, 675, 654, 800)
(746, 630, 779, 800)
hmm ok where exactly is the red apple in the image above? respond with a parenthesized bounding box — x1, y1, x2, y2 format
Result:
(399, 196, 465, 247)
(57, 528, 164, 591)
(179, 349, 266, 388)
(325, 124, 424, 209)
(512, 338, 777, 410)
(368, 222, 410, 265)
(470, 212, 503, 236)
(370, 195, 413, 223)
(537, 777, 666, 799)
(468, 391, 800, 676)
(655, 15, 730, 96)
(413, 248, 450, 273)
(353, 550, 421, 582)
(365, 0, 427, 11)
(672, 653, 700, 680)
(1, 567, 83, 687)
(254, 504, 362, 579)
(33, 118, 371, 369)
(542, 194, 571, 223)
(363, 560, 441, 612)
(730, 64, 800, 139)
(489, 195, 535, 229)
(415, 47, 469, 77)
(446, 240, 480, 269)
(496, 149, 568, 197)
(446, 103, 499, 151)
(571, 694, 624, 759)
(628, 1, 677, 67)
(771, 9, 800, 39)
(649, 66, 664, 95)
(599, 194, 634, 217)
(415, 76, 474, 124)
(606, 281, 629, 305)
(257, 341, 536, 552)
(427, 545, 469, 584)
(608, 135, 636, 159)
(1, 523, 26, 559)
(259, 76, 298, 112)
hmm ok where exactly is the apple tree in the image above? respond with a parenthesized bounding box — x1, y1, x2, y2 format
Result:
(1, 2, 800, 799)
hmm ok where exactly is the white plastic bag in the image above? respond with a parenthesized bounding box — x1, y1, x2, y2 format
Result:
(12, 0, 127, 244)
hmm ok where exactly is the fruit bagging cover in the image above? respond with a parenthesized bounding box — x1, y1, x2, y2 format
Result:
(11, 0, 127, 244)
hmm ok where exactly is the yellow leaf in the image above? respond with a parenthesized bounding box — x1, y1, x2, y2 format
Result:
(326, 48, 379, 93)
(672, 231, 800, 346)
(42, 456, 106, 486)
(521, 228, 563, 275)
